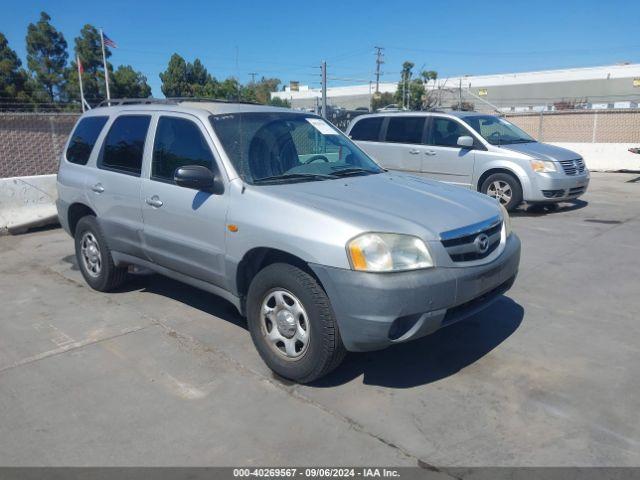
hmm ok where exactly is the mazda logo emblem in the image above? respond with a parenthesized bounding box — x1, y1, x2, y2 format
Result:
(474, 233, 490, 254)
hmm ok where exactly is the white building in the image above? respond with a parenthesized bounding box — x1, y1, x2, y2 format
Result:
(271, 63, 640, 112)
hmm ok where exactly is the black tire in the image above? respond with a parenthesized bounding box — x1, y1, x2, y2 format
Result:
(246, 263, 346, 383)
(480, 172, 523, 211)
(74, 216, 128, 292)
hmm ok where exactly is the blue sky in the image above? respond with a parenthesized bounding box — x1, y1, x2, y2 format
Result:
(2, 0, 639, 96)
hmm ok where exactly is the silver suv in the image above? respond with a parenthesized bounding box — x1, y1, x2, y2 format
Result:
(347, 111, 590, 210)
(57, 99, 520, 382)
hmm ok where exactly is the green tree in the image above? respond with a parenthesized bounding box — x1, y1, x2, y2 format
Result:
(0, 33, 30, 105)
(268, 96, 290, 108)
(251, 77, 281, 104)
(25, 12, 68, 101)
(160, 53, 197, 97)
(111, 65, 151, 98)
(160, 54, 224, 98)
(187, 58, 211, 86)
(395, 61, 414, 108)
(371, 92, 394, 111)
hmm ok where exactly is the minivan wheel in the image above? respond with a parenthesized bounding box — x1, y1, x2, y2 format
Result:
(246, 263, 346, 383)
(74, 216, 128, 292)
(481, 173, 523, 211)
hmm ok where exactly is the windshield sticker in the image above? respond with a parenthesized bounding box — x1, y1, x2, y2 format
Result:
(306, 118, 338, 135)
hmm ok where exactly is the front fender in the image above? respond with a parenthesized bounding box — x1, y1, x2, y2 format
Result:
(476, 161, 533, 200)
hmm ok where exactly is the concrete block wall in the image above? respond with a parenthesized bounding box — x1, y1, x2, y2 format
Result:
(0, 113, 79, 178)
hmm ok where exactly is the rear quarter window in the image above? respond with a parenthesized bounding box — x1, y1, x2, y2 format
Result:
(350, 117, 383, 141)
(65, 116, 109, 165)
(98, 115, 151, 176)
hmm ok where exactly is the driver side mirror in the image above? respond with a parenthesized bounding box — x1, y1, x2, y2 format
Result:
(174, 165, 224, 194)
(457, 136, 475, 149)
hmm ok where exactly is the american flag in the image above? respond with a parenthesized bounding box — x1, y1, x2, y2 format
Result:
(103, 32, 117, 48)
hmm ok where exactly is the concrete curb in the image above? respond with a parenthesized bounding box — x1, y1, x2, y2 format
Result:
(0, 175, 59, 235)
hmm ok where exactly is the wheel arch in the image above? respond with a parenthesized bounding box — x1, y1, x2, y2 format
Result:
(67, 203, 96, 236)
(477, 166, 527, 195)
(235, 247, 323, 312)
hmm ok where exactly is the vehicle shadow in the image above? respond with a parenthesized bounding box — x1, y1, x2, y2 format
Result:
(511, 199, 588, 217)
(311, 296, 524, 389)
(122, 273, 248, 329)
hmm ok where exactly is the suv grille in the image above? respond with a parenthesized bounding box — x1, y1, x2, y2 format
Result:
(559, 158, 586, 175)
(440, 217, 502, 263)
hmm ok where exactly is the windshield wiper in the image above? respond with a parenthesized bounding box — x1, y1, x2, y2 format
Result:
(330, 167, 378, 177)
(252, 172, 337, 184)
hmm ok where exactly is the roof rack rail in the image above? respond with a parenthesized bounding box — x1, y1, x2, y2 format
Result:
(96, 97, 259, 108)
(167, 97, 259, 105)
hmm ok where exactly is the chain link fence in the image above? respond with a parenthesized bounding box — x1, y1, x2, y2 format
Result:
(504, 109, 640, 143)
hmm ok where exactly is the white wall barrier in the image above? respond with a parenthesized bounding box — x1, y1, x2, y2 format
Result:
(549, 143, 640, 172)
(0, 174, 58, 234)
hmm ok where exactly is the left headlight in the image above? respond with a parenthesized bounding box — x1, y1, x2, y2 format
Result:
(347, 233, 434, 272)
(499, 203, 512, 237)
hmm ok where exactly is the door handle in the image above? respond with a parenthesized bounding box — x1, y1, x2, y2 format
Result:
(409, 149, 420, 155)
(145, 196, 163, 208)
(424, 150, 437, 156)
(91, 183, 104, 193)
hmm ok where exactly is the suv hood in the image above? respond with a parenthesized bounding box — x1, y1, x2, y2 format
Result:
(263, 172, 501, 241)
(499, 141, 580, 161)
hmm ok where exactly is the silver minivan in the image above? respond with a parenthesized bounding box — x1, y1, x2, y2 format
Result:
(347, 111, 590, 210)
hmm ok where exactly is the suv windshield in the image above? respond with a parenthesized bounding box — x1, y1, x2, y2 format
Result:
(464, 115, 535, 145)
(209, 112, 383, 184)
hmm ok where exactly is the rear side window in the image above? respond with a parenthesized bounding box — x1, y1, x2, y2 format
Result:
(99, 115, 151, 176)
(152, 117, 214, 182)
(350, 117, 383, 141)
(427, 117, 474, 147)
(385, 116, 425, 144)
(66, 116, 108, 165)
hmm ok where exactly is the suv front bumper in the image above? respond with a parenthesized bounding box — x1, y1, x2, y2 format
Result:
(310, 233, 521, 352)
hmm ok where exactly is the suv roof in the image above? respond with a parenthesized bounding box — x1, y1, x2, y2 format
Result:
(89, 98, 293, 116)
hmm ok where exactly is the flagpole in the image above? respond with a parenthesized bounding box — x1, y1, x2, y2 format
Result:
(77, 55, 86, 113)
(100, 28, 111, 103)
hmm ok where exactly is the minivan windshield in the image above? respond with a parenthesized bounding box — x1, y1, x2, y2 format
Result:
(209, 112, 383, 184)
(464, 115, 535, 145)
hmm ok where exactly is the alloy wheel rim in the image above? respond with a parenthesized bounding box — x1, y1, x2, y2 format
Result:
(261, 289, 310, 360)
(80, 232, 102, 277)
(487, 180, 512, 204)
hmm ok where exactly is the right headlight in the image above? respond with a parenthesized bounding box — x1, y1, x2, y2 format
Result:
(499, 203, 512, 237)
(530, 159, 557, 173)
(347, 233, 433, 272)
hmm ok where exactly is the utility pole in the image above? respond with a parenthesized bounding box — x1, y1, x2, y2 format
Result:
(321, 61, 327, 119)
(458, 77, 463, 110)
(249, 72, 257, 84)
(374, 46, 384, 93)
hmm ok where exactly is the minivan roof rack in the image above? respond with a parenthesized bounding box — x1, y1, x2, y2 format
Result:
(96, 97, 259, 108)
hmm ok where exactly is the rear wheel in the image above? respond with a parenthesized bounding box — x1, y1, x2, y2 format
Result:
(246, 263, 346, 383)
(74, 216, 128, 291)
(481, 172, 523, 211)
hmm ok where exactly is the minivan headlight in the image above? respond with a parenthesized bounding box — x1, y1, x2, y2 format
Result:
(499, 203, 512, 237)
(347, 233, 433, 272)
(530, 159, 557, 173)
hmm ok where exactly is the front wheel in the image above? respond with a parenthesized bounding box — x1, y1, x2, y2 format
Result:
(246, 263, 346, 383)
(481, 173, 523, 211)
